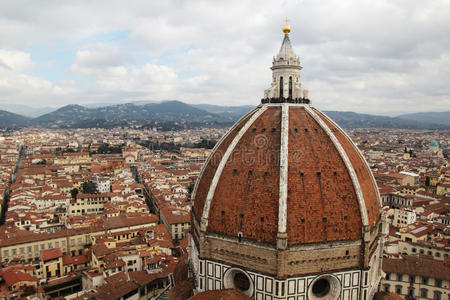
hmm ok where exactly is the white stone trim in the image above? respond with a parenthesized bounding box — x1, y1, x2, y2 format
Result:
(265, 103, 309, 107)
(305, 106, 369, 227)
(312, 109, 383, 210)
(197, 258, 363, 299)
(201, 105, 269, 227)
(192, 106, 259, 201)
(278, 103, 289, 234)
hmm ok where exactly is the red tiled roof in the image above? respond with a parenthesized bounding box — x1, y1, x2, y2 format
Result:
(41, 248, 62, 261)
(374, 291, 404, 300)
(161, 207, 190, 224)
(62, 254, 89, 266)
(194, 106, 381, 246)
(383, 255, 450, 281)
(189, 289, 252, 300)
(94, 281, 139, 300)
(0, 270, 38, 287)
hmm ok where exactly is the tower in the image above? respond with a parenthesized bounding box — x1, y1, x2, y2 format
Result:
(190, 21, 383, 300)
(264, 18, 308, 101)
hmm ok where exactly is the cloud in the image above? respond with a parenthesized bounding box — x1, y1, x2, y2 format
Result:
(0, 0, 449, 114)
(72, 44, 133, 70)
(0, 50, 32, 71)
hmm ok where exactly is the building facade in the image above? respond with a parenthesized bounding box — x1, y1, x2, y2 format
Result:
(382, 256, 449, 300)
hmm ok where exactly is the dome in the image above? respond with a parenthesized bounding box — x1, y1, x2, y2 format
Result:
(192, 104, 381, 247)
(190, 22, 383, 300)
(429, 140, 439, 147)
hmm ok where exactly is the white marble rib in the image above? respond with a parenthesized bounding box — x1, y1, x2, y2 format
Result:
(305, 106, 369, 227)
(201, 105, 269, 228)
(278, 103, 289, 233)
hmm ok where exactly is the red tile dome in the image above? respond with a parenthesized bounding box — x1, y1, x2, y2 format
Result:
(192, 103, 381, 246)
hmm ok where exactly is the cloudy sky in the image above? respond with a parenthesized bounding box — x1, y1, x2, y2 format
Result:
(0, 0, 449, 115)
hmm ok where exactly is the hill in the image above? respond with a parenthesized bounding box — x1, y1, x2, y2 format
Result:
(323, 111, 448, 129)
(0, 101, 448, 130)
(0, 110, 30, 128)
(0, 104, 54, 117)
(32, 101, 224, 128)
(396, 111, 450, 127)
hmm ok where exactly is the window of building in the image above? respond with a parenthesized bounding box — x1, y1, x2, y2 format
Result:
(397, 274, 403, 281)
(423, 277, 429, 285)
(27, 246, 32, 253)
(41, 244, 45, 250)
(3, 250, 9, 258)
(71, 239, 75, 246)
(386, 273, 391, 280)
(435, 279, 442, 288)
(421, 289, 428, 298)
(395, 286, 402, 295)
(34, 245, 38, 252)
(20, 247, 24, 254)
(55, 241, 59, 248)
(434, 291, 442, 300)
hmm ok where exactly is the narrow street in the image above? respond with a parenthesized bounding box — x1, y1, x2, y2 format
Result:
(0, 143, 25, 225)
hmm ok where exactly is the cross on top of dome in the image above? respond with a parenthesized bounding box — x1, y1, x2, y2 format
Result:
(282, 17, 291, 34)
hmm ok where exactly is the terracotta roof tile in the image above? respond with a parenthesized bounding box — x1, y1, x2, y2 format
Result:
(41, 248, 62, 261)
(189, 288, 252, 300)
(194, 105, 381, 245)
(383, 255, 450, 281)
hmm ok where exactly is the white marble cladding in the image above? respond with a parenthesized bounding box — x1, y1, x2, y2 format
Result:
(197, 258, 371, 300)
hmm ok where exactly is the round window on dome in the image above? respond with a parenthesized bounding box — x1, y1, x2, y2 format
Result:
(234, 272, 250, 291)
(312, 279, 330, 297)
(223, 268, 254, 297)
(308, 275, 341, 300)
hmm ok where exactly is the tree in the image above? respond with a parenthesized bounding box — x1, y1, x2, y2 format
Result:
(193, 139, 217, 149)
(70, 188, 79, 199)
(81, 181, 98, 194)
(95, 143, 123, 154)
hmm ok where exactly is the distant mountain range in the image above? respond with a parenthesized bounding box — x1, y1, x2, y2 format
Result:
(0, 104, 54, 117)
(0, 110, 31, 128)
(0, 101, 448, 130)
(323, 111, 449, 129)
(32, 101, 226, 128)
(397, 111, 450, 127)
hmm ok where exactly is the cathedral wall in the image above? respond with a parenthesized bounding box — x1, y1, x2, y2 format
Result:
(281, 241, 363, 278)
(202, 234, 278, 275)
(196, 257, 372, 300)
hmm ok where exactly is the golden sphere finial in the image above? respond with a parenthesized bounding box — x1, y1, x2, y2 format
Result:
(282, 17, 291, 35)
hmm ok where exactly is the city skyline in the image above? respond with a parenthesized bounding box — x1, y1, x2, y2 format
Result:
(0, 0, 449, 115)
